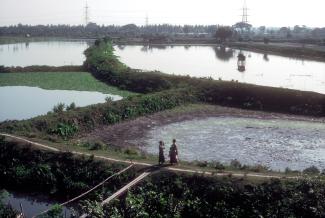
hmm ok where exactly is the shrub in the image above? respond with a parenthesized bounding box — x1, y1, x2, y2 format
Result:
(214, 162, 225, 170)
(51, 123, 78, 139)
(124, 148, 139, 156)
(66, 102, 76, 111)
(196, 161, 208, 168)
(303, 166, 320, 174)
(105, 96, 114, 103)
(53, 103, 65, 113)
(230, 159, 242, 169)
(88, 141, 106, 151)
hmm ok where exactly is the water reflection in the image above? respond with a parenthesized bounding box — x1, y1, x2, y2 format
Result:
(3, 190, 72, 218)
(0, 86, 122, 121)
(114, 45, 325, 94)
(117, 45, 125, 50)
(0, 41, 89, 66)
(237, 51, 246, 72)
(213, 46, 234, 62)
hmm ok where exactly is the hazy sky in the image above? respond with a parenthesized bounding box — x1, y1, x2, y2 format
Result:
(0, 0, 324, 27)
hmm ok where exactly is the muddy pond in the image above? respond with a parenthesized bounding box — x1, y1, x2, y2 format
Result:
(141, 117, 325, 171)
(114, 45, 325, 94)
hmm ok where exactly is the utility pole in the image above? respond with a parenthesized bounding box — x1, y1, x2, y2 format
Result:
(84, 1, 89, 26)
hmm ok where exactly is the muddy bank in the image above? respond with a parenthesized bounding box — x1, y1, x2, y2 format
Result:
(83, 104, 325, 149)
(228, 42, 325, 62)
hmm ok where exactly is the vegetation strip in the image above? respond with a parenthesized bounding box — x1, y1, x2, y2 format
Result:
(0, 133, 303, 180)
(33, 164, 134, 218)
(0, 65, 85, 73)
(80, 171, 152, 218)
(0, 71, 134, 97)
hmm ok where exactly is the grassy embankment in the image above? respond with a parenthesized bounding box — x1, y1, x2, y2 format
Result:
(1, 138, 325, 217)
(0, 72, 134, 97)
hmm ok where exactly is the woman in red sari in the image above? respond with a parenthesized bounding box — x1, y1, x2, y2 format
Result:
(169, 139, 178, 164)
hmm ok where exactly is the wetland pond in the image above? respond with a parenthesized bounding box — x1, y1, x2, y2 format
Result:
(0, 86, 122, 121)
(114, 45, 325, 94)
(0, 40, 89, 66)
(2, 190, 72, 217)
(142, 117, 325, 171)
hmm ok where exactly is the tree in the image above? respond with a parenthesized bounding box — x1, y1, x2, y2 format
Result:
(263, 37, 270, 44)
(215, 26, 233, 42)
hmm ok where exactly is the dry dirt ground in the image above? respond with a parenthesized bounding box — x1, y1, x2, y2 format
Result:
(81, 104, 325, 148)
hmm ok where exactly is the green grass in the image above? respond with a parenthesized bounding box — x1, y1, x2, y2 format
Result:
(0, 72, 136, 97)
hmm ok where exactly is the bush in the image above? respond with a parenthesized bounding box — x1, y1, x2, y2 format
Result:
(51, 123, 78, 139)
(53, 103, 65, 113)
(88, 141, 107, 151)
(196, 161, 208, 168)
(66, 102, 76, 111)
(124, 148, 139, 156)
(214, 162, 225, 170)
(230, 159, 242, 169)
(105, 96, 114, 103)
(303, 166, 320, 174)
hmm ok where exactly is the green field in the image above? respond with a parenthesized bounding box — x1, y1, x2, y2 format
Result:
(0, 72, 135, 97)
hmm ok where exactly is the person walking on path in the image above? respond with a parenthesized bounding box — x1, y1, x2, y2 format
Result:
(169, 139, 179, 164)
(158, 141, 165, 165)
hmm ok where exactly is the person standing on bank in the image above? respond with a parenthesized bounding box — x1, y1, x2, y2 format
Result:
(169, 139, 179, 164)
(158, 141, 165, 165)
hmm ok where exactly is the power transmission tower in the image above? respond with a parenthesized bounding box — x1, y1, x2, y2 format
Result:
(241, 0, 249, 24)
(145, 14, 149, 26)
(84, 2, 90, 26)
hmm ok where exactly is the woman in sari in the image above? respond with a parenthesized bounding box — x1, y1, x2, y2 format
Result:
(169, 139, 179, 164)
(158, 141, 165, 165)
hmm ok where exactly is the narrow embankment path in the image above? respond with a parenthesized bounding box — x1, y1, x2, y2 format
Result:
(0, 133, 302, 180)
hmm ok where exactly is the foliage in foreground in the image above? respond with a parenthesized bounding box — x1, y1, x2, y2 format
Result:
(0, 138, 135, 197)
(0, 190, 17, 218)
(91, 172, 325, 218)
(1, 140, 325, 217)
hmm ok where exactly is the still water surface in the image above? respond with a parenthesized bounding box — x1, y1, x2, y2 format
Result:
(3, 190, 72, 217)
(0, 86, 122, 121)
(0, 41, 89, 66)
(142, 117, 325, 171)
(114, 45, 325, 94)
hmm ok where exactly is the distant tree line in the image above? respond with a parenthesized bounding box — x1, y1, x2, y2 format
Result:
(0, 23, 217, 38)
(1, 23, 324, 44)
